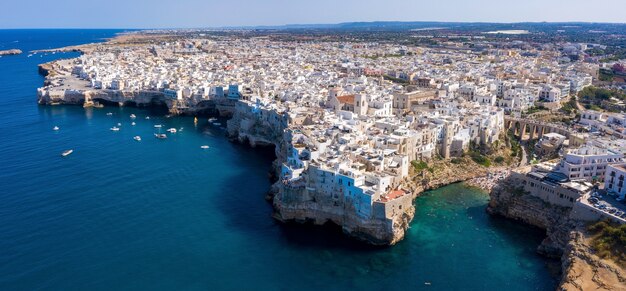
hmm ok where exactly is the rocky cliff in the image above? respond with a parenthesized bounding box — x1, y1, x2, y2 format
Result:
(226, 103, 419, 245)
(559, 229, 626, 290)
(487, 175, 626, 290)
(403, 156, 490, 193)
(487, 175, 573, 257)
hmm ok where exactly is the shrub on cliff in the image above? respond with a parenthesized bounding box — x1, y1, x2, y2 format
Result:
(587, 220, 626, 266)
(469, 151, 491, 167)
(411, 160, 429, 171)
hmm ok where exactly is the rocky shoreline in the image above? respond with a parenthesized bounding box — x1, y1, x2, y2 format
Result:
(487, 174, 626, 290)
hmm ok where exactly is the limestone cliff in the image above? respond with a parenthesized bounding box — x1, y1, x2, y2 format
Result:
(488, 175, 626, 289)
(226, 103, 417, 245)
(403, 156, 490, 194)
(487, 175, 573, 257)
(559, 229, 626, 290)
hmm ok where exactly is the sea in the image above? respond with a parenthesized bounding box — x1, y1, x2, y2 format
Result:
(0, 29, 558, 290)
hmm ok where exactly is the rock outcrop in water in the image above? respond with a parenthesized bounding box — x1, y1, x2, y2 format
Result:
(487, 173, 626, 290)
(0, 49, 22, 56)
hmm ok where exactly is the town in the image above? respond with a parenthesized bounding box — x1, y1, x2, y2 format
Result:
(36, 30, 626, 244)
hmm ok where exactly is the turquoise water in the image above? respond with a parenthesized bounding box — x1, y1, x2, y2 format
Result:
(0, 30, 557, 290)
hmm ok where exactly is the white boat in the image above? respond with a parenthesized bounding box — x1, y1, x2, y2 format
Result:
(61, 149, 73, 157)
(200, 145, 209, 149)
(110, 126, 120, 131)
(117, 123, 121, 126)
(208, 117, 217, 122)
(212, 122, 221, 126)
(167, 128, 177, 133)
(106, 112, 113, 116)
(131, 122, 136, 126)
(53, 126, 59, 131)
(133, 136, 141, 141)
(130, 114, 136, 119)
(145, 116, 150, 120)
(154, 124, 162, 128)
(154, 133, 167, 139)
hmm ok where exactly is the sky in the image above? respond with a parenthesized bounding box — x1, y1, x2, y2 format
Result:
(2, 0, 626, 29)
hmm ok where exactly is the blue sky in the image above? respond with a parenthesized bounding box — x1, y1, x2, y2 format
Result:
(2, 0, 626, 28)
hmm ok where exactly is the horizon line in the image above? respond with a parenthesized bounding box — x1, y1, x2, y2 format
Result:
(2, 20, 626, 30)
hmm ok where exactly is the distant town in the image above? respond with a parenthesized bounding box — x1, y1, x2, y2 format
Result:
(35, 23, 626, 289)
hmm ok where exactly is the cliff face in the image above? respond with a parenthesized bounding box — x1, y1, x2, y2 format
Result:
(488, 175, 626, 289)
(226, 103, 417, 245)
(559, 229, 626, 291)
(403, 156, 490, 194)
(487, 175, 573, 257)
(273, 186, 416, 245)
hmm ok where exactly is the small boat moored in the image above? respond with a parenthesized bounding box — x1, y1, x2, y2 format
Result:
(131, 122, 136, 126)
(154, 124, 162, 128)
(106, 112, 113, 116)
(133, 136, 141, 141)
(154, 133, 167, 139)
(130, 114, 136, 119)
(53, 126, 59, 131)
(200, 145, 209, 149)
(110, 126, 120, 131)
(61, 149, 73, 157)
(167, 128, 177, 133)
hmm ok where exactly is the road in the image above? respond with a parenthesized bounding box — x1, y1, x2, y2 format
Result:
(519, 143, 528, 167)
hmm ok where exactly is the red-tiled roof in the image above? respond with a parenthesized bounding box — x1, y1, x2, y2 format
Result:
(387, 190, 405, 199)
(336, 94, 355, 104)
(380, 189, 406, 202)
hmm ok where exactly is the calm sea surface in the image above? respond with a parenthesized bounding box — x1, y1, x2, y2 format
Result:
(0, 30, 557, 290)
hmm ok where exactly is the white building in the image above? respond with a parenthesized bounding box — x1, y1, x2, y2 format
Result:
(557, 145, 624, 182)
(605, 163, 626, 199)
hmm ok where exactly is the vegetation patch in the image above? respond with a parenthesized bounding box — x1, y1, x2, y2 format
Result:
(578, 86, 626, 112)
(411, 160, 429, 171)
(587, 220, 626, 266)
(469, 150, 491, 167)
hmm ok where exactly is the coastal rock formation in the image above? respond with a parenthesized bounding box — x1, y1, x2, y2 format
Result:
(226, 102, 416, 245)
(227, 100, 495, 245)
(559, 229, 626, 290)
(404, 156, 490, 192)
(37, 58, 237, 115)
(488, 174, 626, 289)
(487, 174, 573, 257)
(0, 49, 22, 56)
